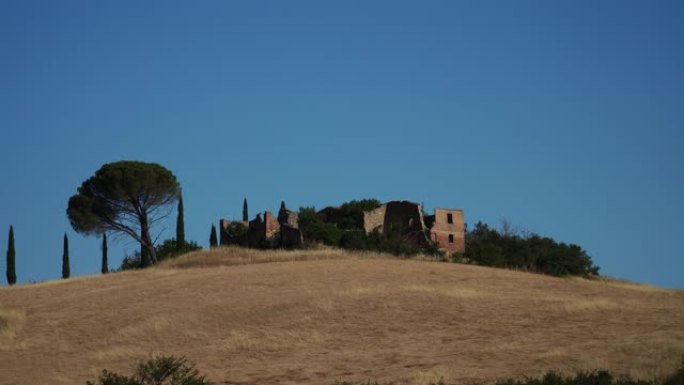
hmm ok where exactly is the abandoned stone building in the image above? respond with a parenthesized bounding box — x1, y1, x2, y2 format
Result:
(219, 205, 303, 249)
(219, 200, 465, 253)
(425, 208, 466, 253)
(363, 201, 465, 254)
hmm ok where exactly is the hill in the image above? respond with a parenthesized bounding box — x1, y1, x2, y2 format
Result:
(1, 248, 683, 385)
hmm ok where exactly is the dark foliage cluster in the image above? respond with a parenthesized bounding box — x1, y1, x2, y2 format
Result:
(465, 222, 599, 277)
(331, 362, 684, 385)
(298, 207, 343, 247)
(120, 239, 202, 271)
(494, 366, 684, 385)
(67, 161, 181, 265)
(86, 355, 212, 385)
(87, 356, 684, 385)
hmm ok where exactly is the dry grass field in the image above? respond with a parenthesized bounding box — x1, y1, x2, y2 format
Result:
(1, 247, 683, 385)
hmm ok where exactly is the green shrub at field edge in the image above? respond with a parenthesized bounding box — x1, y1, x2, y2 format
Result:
(86, 355, 211, 385)
(330, 361, 684, 385)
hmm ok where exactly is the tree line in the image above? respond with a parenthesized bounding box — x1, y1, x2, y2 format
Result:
(463, 221, 599, 277)
(3, 160, 600, 285)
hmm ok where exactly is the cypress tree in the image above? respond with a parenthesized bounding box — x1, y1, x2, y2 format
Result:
(62, 233, 70, 279)
(176, 192, 185, 250)
(101, 233, 109, 274)
(6, 225, 16, 285)
(209, 224, 218, 248)
(242, 198, 249, 222)
(280, 200, 287, 212)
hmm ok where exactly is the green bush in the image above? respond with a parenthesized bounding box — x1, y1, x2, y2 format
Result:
(226, 221, 248, 238)
(155, 238, 202, 262)
(494, 370, 656, 385)
(339, 231, 370, 250)
(664, 360, 684, 385)
(449, 252, 464, 263)
(120, 239, 201, 271)
(330, 362, 684, 385)
(119, 252, 142, 271)
(298, 207, 343, 246)
(86, 355, 212, 385)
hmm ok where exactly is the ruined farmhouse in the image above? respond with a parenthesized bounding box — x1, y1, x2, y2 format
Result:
(219, 206, 304, 249)
(219, 200, 465, 254)
(364, 201, 465, 254)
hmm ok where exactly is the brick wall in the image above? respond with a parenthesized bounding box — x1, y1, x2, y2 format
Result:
(430, 208, 465, 253)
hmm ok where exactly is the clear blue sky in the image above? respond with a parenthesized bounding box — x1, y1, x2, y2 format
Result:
(1, 1, 682, 289)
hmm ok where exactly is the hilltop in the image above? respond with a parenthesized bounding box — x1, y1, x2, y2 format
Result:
(1, 248, 683, 385)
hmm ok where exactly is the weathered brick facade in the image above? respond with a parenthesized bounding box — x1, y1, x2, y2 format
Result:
(362, 201, 465, 254)
(429, 208, 465, 253)
(220, 205, 303, 249)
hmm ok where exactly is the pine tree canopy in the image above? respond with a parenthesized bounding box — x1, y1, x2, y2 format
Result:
(67, 161, 180, 265)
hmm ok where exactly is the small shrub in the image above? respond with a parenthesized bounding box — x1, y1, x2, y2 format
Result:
(339, 231, 370, 250)
(119, 252, 142, 271)
(663, 360, 684, 385)
(298, 207, 342, 246)
(155, 238, 202, 262)
(449, 252, 464, 263)
(87, 370, 138, 385)
(493, 369, 672, 385)
(86, 355, 212, 385)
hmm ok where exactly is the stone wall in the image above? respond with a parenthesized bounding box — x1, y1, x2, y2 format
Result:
(278, 209, 299, 228)
(219, 219, 231, 246)
(362, 201, 430, 244)
(363, 205, 386, 233)
(264, 211, 279, 240)
(277, 208, 303, 248)
(383, 201, 430, 244)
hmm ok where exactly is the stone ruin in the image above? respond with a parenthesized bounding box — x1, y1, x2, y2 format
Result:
(363, 201, 465, 254)
(219, 205, 303, 249)
(219, 200, 465, 253)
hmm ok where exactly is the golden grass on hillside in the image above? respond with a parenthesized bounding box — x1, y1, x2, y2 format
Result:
(0, 248, 683, 385)
(160, 245, 404, 269)
(0, 308, 25, 339)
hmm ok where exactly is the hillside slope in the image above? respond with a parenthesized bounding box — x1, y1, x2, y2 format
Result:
(1, 248, 683, 385)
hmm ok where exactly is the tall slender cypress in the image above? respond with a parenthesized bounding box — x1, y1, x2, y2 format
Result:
(62, 233, 70, 279)
(6, 226, 16, 285)
(242, 198, 249, 222)
(176, 192, 185, 250)
(101, 233, 109, 274)
(209, 224, 218, 248)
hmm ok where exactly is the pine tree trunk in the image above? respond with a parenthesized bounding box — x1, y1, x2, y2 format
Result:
(176, 193, 185, 250)
(140, 214, 157, 265)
